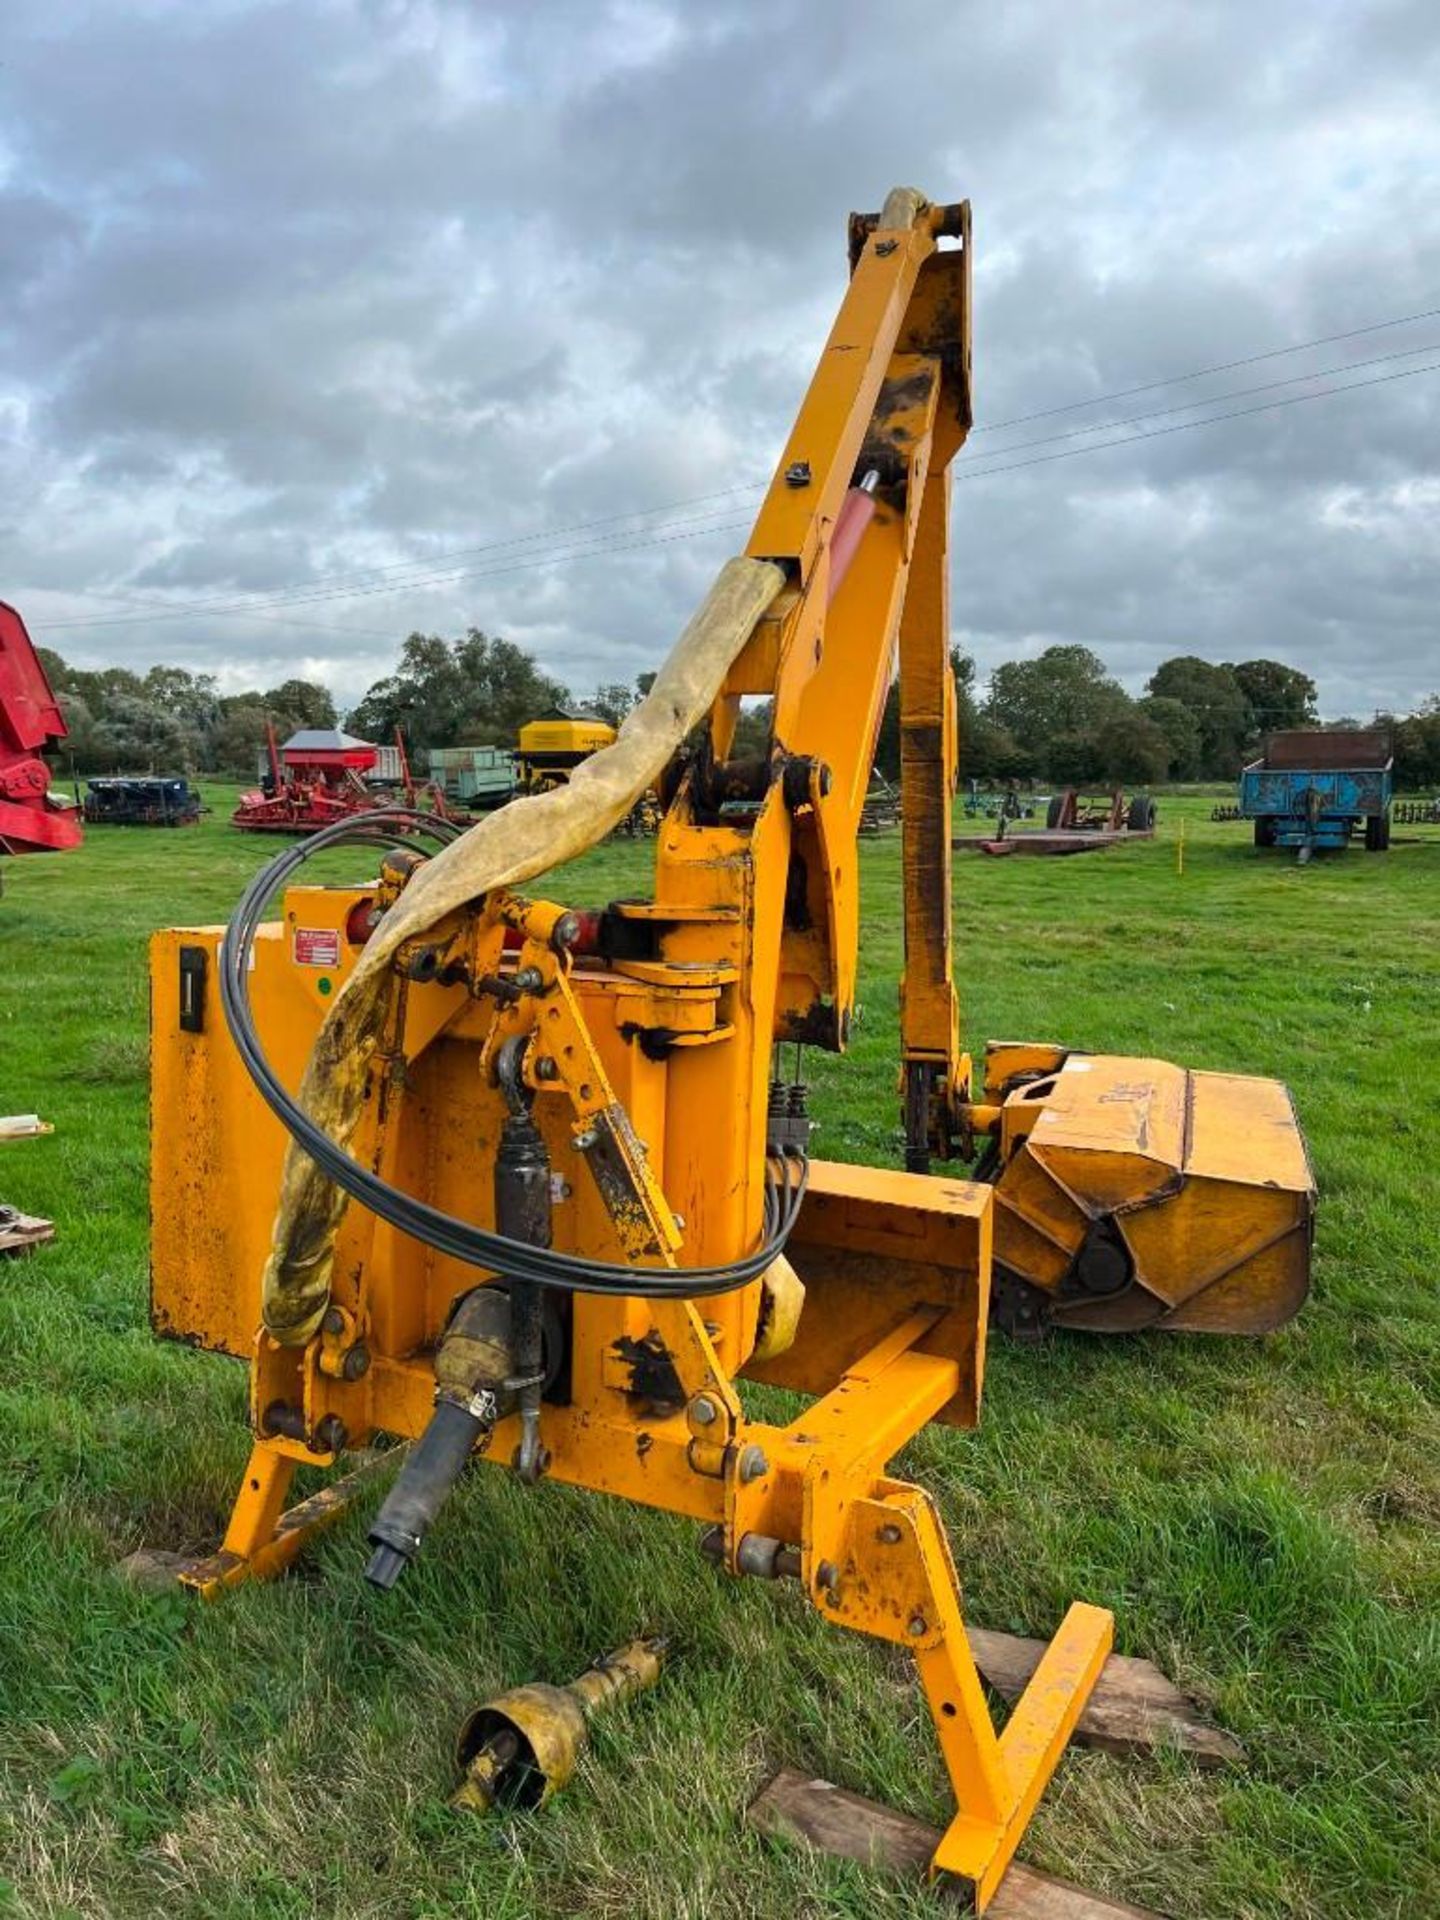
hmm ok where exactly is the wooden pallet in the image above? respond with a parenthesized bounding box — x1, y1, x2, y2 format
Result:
(750, 1769, 1160, 1916)
(0, 1207, 54, 1256)
(966, 1627, 1241, 1768)
(748, 1626, 1238, 1913)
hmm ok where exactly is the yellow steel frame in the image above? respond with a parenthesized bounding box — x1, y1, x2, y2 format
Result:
(150, 193, 1111, 1910)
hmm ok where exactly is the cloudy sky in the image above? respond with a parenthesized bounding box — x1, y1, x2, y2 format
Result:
(3, 0, 1437, 719)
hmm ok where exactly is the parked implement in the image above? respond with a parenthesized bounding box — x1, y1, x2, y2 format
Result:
(954, 786, 1156, 856)
(1241, 728, 1393, 860)
(1045, 786, 1156, 835)
(0, 602, 82, 859)
(235, 724, 455, 835)
(149, 191, 1312, 1908)
(429, 744, 518, 813)
(83, 776, 204, 827)
(513, 706, 616, 793)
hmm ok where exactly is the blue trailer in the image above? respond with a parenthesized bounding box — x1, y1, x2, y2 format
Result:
(1239, 729, 1393, 861)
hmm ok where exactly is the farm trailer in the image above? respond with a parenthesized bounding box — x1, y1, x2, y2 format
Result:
(1241, 729, 1393, 860)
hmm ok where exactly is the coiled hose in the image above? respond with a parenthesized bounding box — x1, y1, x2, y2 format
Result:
(219, 811, 807, 1298)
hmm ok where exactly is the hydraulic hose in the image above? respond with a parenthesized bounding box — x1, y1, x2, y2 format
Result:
(219, 812, 807, 1300)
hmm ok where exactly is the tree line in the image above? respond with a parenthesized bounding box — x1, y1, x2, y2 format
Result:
(36, 650, 339, 777)
(932, 645, 1440, 790)
(929, 646, 1326, 787)
(35, 628, 642, 778)
(35, 629, 1440, 791)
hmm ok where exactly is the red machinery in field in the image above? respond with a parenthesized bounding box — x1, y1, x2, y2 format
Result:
(0, 602, 83, 858)
(233, 723, 456, 835)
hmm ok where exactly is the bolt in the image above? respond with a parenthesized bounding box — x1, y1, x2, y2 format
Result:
(906, 1614, 928, 1637)
(689, 1394, 719, 1428)
(573, 1127, 598, 1152)
(534, 1056, 559, 1081)
(877, 1523, 902, 1545)
(313, 1414, 349, 1455)
(342, 1344, 371, 1382)
(737, 1444, 769, 1485)
(784, 460, 812, 488)
(322, 1307, 345, 1336)
(551, 912, 580, 953)
(816, 1560, 838, 1592)
(514, 966, 543, 992)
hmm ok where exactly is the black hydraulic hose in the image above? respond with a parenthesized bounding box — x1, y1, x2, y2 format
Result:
(218, 812, 807, 1299)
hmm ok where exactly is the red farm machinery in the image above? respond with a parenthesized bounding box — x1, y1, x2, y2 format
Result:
(0, 602, 82, 862)
(233, 724, 456, 835)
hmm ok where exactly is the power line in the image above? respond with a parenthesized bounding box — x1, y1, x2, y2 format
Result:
(43, 504, 758, 633)
(951, 355, 1440, 484)
(34, 585, 411, 645)
(41, 348, 1440, 639)
(955, 337, 1440, 462)
(971, 302, 1440, 434)
(47, 481, 771, 626)
(38, 306, 1440, 636)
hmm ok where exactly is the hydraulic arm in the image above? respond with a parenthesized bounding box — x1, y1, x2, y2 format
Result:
(148, 187, 1312, 1908)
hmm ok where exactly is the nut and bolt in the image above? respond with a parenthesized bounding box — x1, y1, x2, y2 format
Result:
(342, 1344, 371, 1382)
(736, 1444, 770, 1485)
(877, 1523, 902, 1545)
(534, 1057, 559, 1082)
(573, 1127, 598, 1151)
(906, 1614, 929, 1638)
(689, 1394, 719, 1428)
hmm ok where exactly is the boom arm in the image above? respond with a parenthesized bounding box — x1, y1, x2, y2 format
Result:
(662, 186, 973, 1147)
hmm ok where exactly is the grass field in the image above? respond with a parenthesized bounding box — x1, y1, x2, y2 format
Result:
(1, 790, 1437, 1919)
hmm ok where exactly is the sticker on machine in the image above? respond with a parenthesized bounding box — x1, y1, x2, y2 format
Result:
(293, 926, 341, 967)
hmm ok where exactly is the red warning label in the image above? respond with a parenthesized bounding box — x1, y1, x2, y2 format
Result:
(294, 927, 341, 968)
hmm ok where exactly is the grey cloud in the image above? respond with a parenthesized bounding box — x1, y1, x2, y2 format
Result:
(1, 0, 1437, 721)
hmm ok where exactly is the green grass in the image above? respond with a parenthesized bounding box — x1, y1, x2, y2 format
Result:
(1, 790, 1437, 1918)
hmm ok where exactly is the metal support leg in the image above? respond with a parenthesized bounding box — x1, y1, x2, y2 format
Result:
(172, 1440, 393, 1600)
(775, 1314, 1112, 1914)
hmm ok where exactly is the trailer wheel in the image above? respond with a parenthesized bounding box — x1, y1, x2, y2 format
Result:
(1254, 817, 1276, 848)
(1045, 794, 1065, 828)
(1365, 811, 1390, 852)
(1127, 795, 1156, 832)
